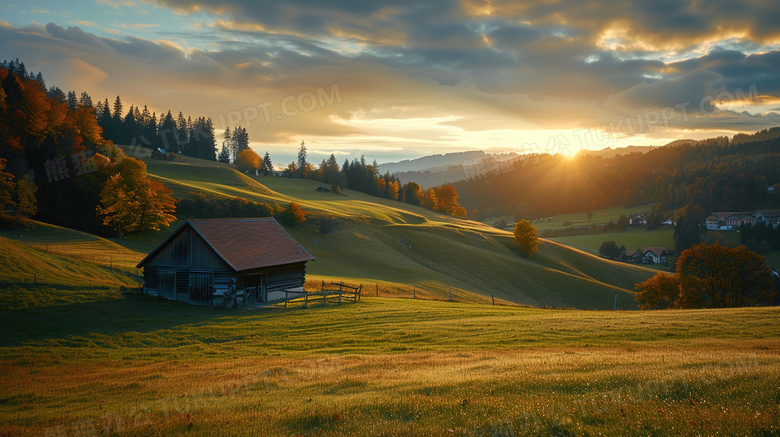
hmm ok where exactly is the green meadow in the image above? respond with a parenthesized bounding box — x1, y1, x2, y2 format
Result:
(1, 290, 778, 436)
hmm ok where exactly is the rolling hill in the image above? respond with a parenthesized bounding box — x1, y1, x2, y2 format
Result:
(137, 153, 657, 309)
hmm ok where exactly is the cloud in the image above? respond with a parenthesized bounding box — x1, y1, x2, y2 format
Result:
(2, 0, 780, 160)
(60, 58, 110, 88)
(111, 22, 160, 31)
(77, 20, 122, 35)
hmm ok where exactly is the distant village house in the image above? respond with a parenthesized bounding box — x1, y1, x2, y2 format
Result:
(642, 247, 668, 264)
(706, 210, 780, 230)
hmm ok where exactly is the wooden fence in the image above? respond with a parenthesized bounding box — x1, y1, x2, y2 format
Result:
(233, 282, 362, 309)
(283, 282, 362, 309)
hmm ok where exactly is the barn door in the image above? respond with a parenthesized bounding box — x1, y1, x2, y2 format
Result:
(189, 272, 214, 305)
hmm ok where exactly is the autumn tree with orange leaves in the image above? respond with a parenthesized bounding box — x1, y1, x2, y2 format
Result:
(236, 149, 261, 173)
(676, 243, 775, 308)
(635, 272, 680, 310)
(96, 157, 176, 236)
(636, 243, 775, 309)
(276, 202, 306, 227)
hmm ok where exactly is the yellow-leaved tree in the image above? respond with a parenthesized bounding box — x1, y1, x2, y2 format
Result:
(97, 157, 176, 236)
(236, 149, 261, 173)
(513, 219, 538, 256)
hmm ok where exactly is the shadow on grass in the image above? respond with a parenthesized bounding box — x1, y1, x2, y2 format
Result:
(0, 292, 230, 347)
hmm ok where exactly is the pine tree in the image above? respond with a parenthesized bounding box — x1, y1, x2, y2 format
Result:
(232, 126, 249, 157)
(222, 127, 233, 162)
(67, 91, 78, 111)
(112, 95, 123, 117)
(203, 118, 217, 160)
(122, 105, 137, 146)
(147, 112, 158, 148)
(218, 141, 230, 163)
(78, 91, 93, 108)
(297, 140, 307, 177)
(34, 72, 45, 89)
(262, 151, 273, 175)
(175, 111, 189, 154)
(159, 110, 177, 152)
(98, 98, 112, 139)
(47, 86, 65, 103)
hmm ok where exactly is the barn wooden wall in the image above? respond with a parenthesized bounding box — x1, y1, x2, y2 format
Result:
(145, 227, 228, 269)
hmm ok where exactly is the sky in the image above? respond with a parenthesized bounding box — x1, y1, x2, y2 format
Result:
(2, 0, 780, 165)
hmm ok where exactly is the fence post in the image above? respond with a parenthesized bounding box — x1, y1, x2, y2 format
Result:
(324, 290, 327, 305)
(304, 290, 308, 308)
(321, 281, 324, 291)
(284, 290, 288, 309)
(449, 289, 452, 302)
(491, 293, 495, 305)
(376, 283, 379, 297)
(413, 287, 416, 300)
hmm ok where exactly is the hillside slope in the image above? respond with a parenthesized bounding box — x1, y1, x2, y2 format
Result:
(141, 155, 656, 309)
(0, 228, 141, 309)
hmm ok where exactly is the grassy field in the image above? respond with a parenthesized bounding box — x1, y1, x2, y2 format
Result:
(0, 223, 142, 310)
(2, 152, 779, 435)
(484, 204, 654, 232)
(1, 293, 778, 436)
(550, 228, 676, 255)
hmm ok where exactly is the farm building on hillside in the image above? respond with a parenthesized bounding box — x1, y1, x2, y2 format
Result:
(642, 247, 668, 264)
(136, 218, 314, 306)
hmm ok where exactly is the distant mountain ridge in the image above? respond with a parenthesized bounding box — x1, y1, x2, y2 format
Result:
(380, 131, 769, 188)
(378, 151, 491, 174)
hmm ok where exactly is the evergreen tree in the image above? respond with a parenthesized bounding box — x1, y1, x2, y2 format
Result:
(297, 140, 307, 177)
(262, 151, 273, 175)
(175, 111, 189, 154)
(120, 105, 137, 145)
(112, 96, 124, 144)
(159, 110, 177, 152)
(232, 126, 249, 157)
(78, 91, 93, 108)
(218, 143, 230, 163)
(202, 117, 217, 160)
(674, 204, 706, 254)
(222, 127, 233, 162)
(46, 86, 65, 103)
(147, 111, 158, 148)
(66, 90, 78, 111)
(34, 72, 45, 89)
(97, 98, 112, 139)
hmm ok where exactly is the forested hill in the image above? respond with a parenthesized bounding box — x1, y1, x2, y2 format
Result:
(454, 129, 780, 220)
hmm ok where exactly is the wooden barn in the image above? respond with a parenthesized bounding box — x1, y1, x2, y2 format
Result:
(136, 218, 314, 306)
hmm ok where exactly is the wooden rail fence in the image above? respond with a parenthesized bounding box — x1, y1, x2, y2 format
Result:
(256, 282, 362, 309)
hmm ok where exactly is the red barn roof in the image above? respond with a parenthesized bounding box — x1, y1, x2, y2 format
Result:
(136, 218, 314, 272)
